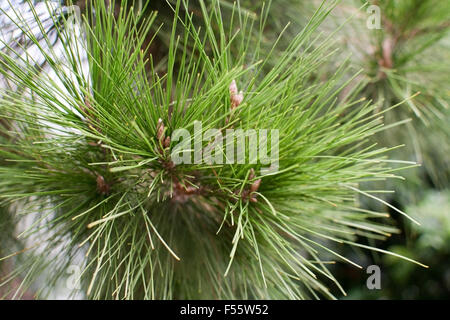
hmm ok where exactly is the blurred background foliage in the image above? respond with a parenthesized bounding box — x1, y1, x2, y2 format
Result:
(308, 0, 450, 299)
(341, 191, 450, 299)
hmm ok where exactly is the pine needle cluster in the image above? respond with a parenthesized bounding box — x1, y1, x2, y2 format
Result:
(0, 0, 425, 299)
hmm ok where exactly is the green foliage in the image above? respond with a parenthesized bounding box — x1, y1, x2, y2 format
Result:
(321, 0, 450, 194)
(346, 191, 450, 299)
(0, 0, 427, 299)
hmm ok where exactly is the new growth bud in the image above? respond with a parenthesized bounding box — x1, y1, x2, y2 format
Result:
(250, 179, 261, 193)
(96, 175, 110, 195)
(229, 79, 238, 96)
(249, 168, 256, 180)
(229, 80, 244, 109)
(156, 118, 165, 141)
(236, 168, 262, 203)
(231, 91, 244, 109)
(164, 136, 171, 148)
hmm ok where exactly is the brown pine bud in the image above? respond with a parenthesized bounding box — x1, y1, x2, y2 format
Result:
(164, 136, 171, 148)
(250, 179, 261, 193)
(164, 160, 175, 170)
(229, 80, 238, 96)
(156, 118, 164, 141)
(96, 175, 110, 195)
(231, 91, 244, 109)
(249, 168, 255, 180)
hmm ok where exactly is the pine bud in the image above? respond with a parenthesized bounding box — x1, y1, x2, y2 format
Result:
(229, 80, 238, 96)
(156, 118, 164, 141)
(164, 136, 171, 148)
(249, 168, 256, 180)
(96, 175, 110, 195)
(250, 179, 261, 193)
(231, 91, 244, 109)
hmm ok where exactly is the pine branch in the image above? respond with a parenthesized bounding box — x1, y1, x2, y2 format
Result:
(0, 0, 426, 299)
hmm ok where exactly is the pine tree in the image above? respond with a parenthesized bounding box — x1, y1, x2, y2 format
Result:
(0, 0, 431, 299)
(316, 0, 450, 203)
